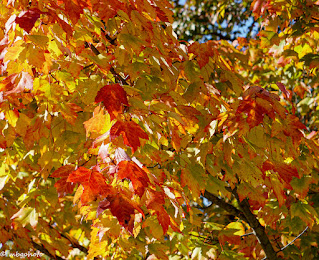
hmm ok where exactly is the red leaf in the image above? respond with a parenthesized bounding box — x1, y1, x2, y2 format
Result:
(67, 167, 112, 204)
(262, 160, 299, 185)
(15, 9, 41, 33)
(97, 194, 144, 234)
(51, 165, 76, 197)
(117, 161, 150, 197)
(110, 120, 149, 152)
(0, 74, 18, 93)
(95, 84, 129, 120)
(146, 190, 170, 233)
(188, 41, 218, 68)
(276, 82, 290, 99)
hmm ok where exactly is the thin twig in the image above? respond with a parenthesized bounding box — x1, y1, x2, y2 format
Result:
(279, 226, 309, 252)
(241, 232, 255, 237)
(261, 226, 309, 260)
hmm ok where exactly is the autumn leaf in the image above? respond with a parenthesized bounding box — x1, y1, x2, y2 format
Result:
(58, 103, 82, 125)
(95, 84, 129, 120)
(262, 160, 299, 185)
(11, 207, 38, 228)
(84, 105, 111, 137)
(51, 165, 76, 197)
(188, 41, 218, 68)
(145, 190, 171, 233)
(15, 9, 41, 33)
(276, 82, 290, 99)
(110, 120, 149, 152)
(97, 193, 144, 234)
(67, 167, 112, 204)
(117, 160, 150, 197)
(61, 0, 88, 25)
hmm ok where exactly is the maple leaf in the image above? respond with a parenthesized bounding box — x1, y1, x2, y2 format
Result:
(146, 190, 170, 233)
(188, 41, 219, 68)
(61, 0, 89, 25)
(11, 207, 38, 228)
(90, 0, 125, 22)
(51, 165, 76, 197)
(0, 72, 34, 96)
(276, 82, 290, 99)
(67, 167, 112, 204)
(262, 160, 299, 185)
(84, 105, 111, 137)
(95, 84, 129, 120)
(110, 120, 149, 152)
(58, 103, 82, 125)
(97, 193, 144, 234)
(117, 161, 150, 197)
(15, 9, 41, 33)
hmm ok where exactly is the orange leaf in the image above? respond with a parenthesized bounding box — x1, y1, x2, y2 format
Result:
(117, 161, 150, 197)
(59, 103, 82, 125)
(84, 105, 110, 137)
(110, 120, 149, 152)
(51, 165, 76, 197)
(95, 84, 129, 120)
(67, 167, 112, 204)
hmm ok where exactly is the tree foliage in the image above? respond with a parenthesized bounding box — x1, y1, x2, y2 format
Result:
(1, 0, 319, 259)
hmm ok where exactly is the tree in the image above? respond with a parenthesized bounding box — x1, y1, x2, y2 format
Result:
(0, 0, 319, 259)
(172, 0, 256, 42)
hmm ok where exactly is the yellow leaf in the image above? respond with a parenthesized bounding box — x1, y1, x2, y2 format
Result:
(5, 109, 19, 127)
(4, 40, 25, 62)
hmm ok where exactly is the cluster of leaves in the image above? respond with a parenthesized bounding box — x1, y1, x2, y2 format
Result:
(1, 0, 319, 259)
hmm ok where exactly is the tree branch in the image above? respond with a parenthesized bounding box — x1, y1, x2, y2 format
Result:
(279, 226, 308, 252)
(203, 190, 248, 223)
(31, 240, 64, 260)
(101, 28, 117, 46)
(48, 224, 88, 254)
(232, 188, 279, 260)
(261, 226, 309, 260)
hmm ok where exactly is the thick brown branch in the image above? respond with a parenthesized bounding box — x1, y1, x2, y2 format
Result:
(203, 190, 248, 223)
(232, 189, 279, 260)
